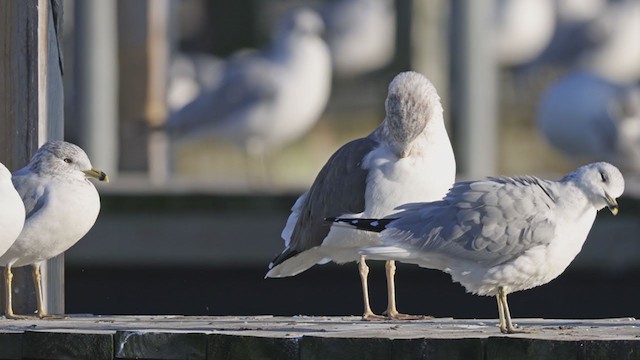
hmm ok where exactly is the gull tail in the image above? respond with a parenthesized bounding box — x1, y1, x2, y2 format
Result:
(266, 247, 329, 278)
(360, 246, 413, 260)
(325, 217, 396, 233)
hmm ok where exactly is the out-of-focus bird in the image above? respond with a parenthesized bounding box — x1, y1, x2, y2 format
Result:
(165, 8, 332, 159)
(537, 70, 640, 184)
(578, 0, 640, 83)
(321, 0, 396, 77)
(520, 0, 639, 80)
(266, 71, 456, 320)
(0, 163, 25, 258)
(0, 141, 108, 319)
(332, 162, 624, 333)
(494, 0, 555, 67)
(167, 52, 225, 113)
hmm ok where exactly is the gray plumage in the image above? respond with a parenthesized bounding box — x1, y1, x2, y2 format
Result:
(165, 8, 332, 155)
(270, 137, 378, 267)
(379, 176, 559, 269)
(1, 141, 108, 319)
(334, 162, 625, 332)
(266, 71, 456, 320)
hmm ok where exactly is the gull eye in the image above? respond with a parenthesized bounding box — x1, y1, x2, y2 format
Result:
(63, 158, 73, 164)
(600, 171, 607, 182)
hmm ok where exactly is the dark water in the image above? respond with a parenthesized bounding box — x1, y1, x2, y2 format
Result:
(66, 263, 640, 320)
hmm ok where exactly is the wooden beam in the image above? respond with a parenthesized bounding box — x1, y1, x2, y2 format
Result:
(0, 0, 65, 315)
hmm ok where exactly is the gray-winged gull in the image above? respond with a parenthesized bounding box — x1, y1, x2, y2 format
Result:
(0, 141, 108, 319)
(330, 162, 624, 333)
(165, 8, 332, 157)
(494, 0, 555, 67)
(537, 70, 640, 180)
(266, 71, 456, 320)
(322, 0, 396, 77)
(0, 163, 25, 258)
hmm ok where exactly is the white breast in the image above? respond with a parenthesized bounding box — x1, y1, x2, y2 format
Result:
(1, 179, 101, 267)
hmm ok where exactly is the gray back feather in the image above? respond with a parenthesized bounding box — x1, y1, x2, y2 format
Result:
(12, 169, 48, 220)
(384, 176, 560, 267)
(271, 137, 379, 266)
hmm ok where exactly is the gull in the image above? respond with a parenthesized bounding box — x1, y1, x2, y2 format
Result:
(321, 0, 396, 77)
(520, 0, 639, 81)
(165, 8, 332, 158)
(0, 163, 25, 258)
(266, 71, 456, 320)
(537, 70, 640, 179)
(0, 141, 109, 319)
(494, 0, 555, 67)
(330, 162, 624, 333)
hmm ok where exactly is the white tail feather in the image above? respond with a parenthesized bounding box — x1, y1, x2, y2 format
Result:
(359, 246, 412, 260)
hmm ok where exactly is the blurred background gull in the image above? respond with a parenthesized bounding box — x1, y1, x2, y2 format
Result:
(536, 0, 640, 193)
(165, 8, 332, 185)
(47, 0, 640, 318)
(321, 0, 397, 78)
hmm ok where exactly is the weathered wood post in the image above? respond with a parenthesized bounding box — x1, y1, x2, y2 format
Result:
(0, 0, 65, 315)
(450, 0, 498, 178)
(117, 0, 171, 180)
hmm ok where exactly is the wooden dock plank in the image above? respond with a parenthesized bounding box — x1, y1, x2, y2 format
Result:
(1, 316, 639, 359)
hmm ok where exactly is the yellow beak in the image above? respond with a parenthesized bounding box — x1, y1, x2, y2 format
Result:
(605, 194, 618, 215)
(83, 168, 109, 183)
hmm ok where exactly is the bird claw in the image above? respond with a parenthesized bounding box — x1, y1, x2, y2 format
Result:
(362, 312, 387, 321)
(383, 311, 433, 321)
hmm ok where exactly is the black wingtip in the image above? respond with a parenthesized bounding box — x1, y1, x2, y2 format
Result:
(268, 248, 300, 269)
(325, 217, 395, 233)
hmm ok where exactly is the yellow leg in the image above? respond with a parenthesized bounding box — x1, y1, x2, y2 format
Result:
(382, 260, 430, 320)
(4, 265, 31, 319)
(498, 287, 520, 334)
(384, 260, 399, 317)
(4, 265, 15, 318)
(359, 256, 384, 321)
(32, 263, 48, 318)
(496, 293, 505, 331)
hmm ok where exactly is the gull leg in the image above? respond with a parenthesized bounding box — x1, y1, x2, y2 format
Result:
(4, 265, 31, 319)
(382, 260, 430, 320)
(359, 256, 384, 321)
(33, 263, 64, 319)
(498, 287, 522, 334)
(496, 294, 506, 332)
(33, 263, 48, 318)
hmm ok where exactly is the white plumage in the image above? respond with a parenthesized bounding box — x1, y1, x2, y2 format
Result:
(0, 141, 108, 319)
(335, 162, 624, 333)
(267, 71, 456, 320)
(0, 163, 25, 258)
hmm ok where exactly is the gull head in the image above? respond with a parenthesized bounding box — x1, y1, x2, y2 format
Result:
(277, 8, 325, 38)
(29, 141, 109, 183)
(569, 162, 624, 215)
(382, 71, 442, 158)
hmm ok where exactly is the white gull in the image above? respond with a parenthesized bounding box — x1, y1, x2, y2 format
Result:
(332, 162, 624, 333)
(266, 71, 456, 320)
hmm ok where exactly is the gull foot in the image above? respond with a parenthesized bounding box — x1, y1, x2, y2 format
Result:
(362, 312, 387, 321)
(3, 313, 38, 320)
(500, 325, 531, 334)
(38, 314, 68, 320)
(383, 311, 433, 321)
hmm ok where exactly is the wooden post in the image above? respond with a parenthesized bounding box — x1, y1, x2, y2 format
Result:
(146, 0, 171, 183)
(450, 0, 498, 178)
(117, 0, 171, 178)
(411, 0, 450, 123)
(73, 0, 119, 177)
(0, 0, 65, 315)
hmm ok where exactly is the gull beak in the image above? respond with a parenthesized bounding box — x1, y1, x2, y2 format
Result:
(83, 168, 109, 183)
(605, 194, 619, 215)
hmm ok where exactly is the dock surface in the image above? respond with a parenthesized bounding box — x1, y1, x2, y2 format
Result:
(1, 315, 639, 359)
